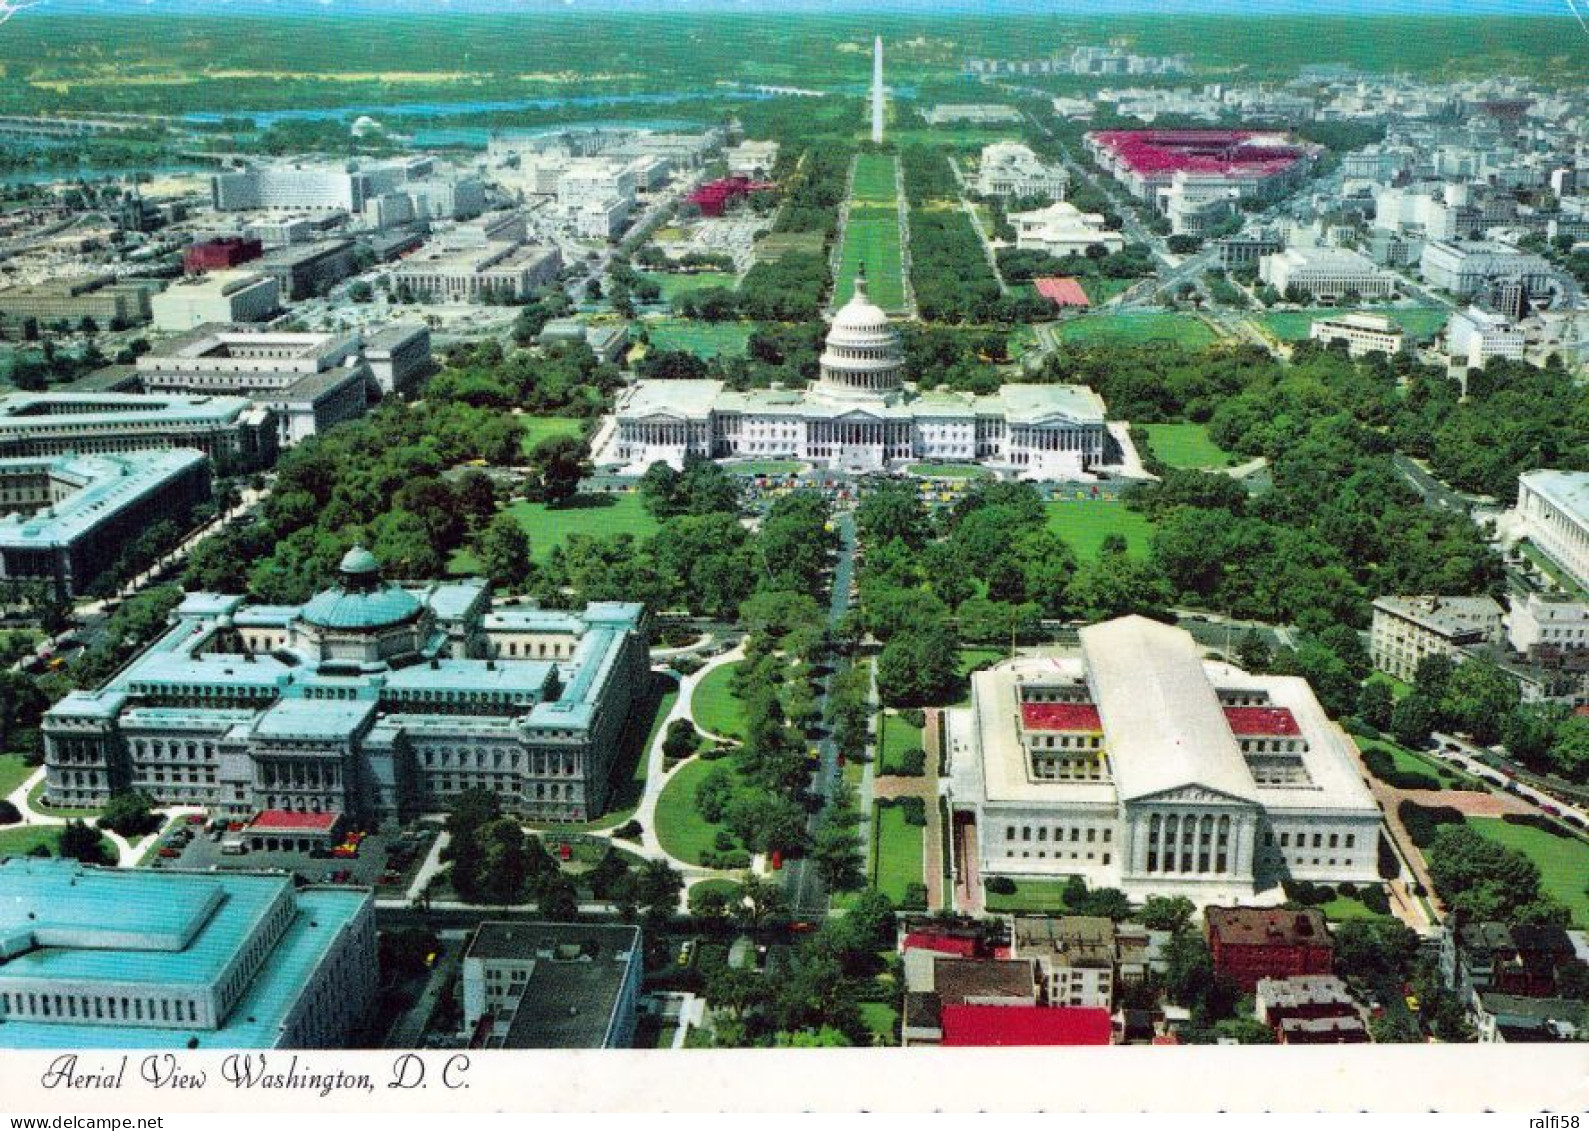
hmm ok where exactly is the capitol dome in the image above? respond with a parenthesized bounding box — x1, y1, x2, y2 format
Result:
(300, 546, 424, 632)
(817, 275, 904, 398)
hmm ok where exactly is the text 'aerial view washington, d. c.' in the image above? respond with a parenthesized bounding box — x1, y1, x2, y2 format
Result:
(0, 0, 1585, 1075)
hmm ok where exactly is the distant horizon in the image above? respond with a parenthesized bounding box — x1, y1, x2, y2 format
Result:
(14, 0, 1583, 17)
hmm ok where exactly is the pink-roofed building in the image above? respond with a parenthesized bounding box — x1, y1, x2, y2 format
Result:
(1084, 129, 1318, 212)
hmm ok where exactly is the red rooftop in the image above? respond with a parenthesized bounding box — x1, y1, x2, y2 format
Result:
(940, 1005, 1112, 1047)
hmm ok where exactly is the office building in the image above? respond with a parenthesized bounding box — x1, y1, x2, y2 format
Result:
(945, 616, 1383, 905)
(132, 326, 371, 447)
(256, 240, 357, 302)
(1517, 470, 1589, 594)
(362, 324, 434, 395)
(1010, 201, 1125, 258)
(1259, 247, 1395, 300)
(183, 237, 263, 275)
(0, 392, 278, 475)
(0, 275, 157, 336)
(41, 548, 648, 824)
(1309, 312, 1406, 358)
(1506, 593, 1589, 667)
(460, 922, 641, 1049)
(725, 141, 779, 178)
(1011, 917, 1116, 1009)
(392, 242, 562, 303)
(1446, 306, 1526, 368)
(607, 280, 1112, 478)
(0, 450, 210, 598)
(151, 271, 280, 332)
(0, 858, 375, 1049)
(1369, 595, 1505, 683)
(1085, 130, 1317, 209)
(1420, 241, 1558, 299)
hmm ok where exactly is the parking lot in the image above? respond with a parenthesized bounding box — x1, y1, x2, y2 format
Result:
(152, 823, 437, 894)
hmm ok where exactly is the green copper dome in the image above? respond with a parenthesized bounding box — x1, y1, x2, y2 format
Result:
(300, 584, 423, 631)
(340, 545, 380, 576)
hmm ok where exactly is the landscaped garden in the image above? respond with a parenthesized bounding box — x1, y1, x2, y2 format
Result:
(1141, 422, 1236, 469)
(871, 802, 924, 906)
(655, 757, 735, 866)
(1466, 816, 1589, 927)
(982, 876, 1074, 913)
(449, 493, 660, 572)
(877, 712, 924, 777)
(691, 661, 748, 741)
(0, 752, 33, 800)
(644, 318, 753, 358)
(518, 415, 585, 456)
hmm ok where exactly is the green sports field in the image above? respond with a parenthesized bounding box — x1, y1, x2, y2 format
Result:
(1055, 313, 1221, 348)
(1044, 500, 1157, 561)
(644, 318, 752, 358)
(1141, 422, 1235, 469)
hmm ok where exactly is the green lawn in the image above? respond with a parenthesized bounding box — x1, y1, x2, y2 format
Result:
(1367, 672, 1414, 701)
(725, 460, 805, 476)
(984, 877, 1076, 914)
(906, 462, 992, 479)
(1044, 500, 1157, 561)
(877, 713, 924, 776)
(644, 318, 752, 358)
(872, 803, 924, 905)
(518, 415, 585, 457)
(691, 661, 747, 740)
(450, 492, 660, 572)
(0, 825, 113, 862)
(1055, 313, 1219, 348)
(641, 271, 739, 304)
(0, 753, 34, 800)
(1256, 306, 1450, 343)
(1360, 737, 1489, 792)
(1142, 422, 1235, 469)
(655, 757, 735, 867)
(851, 152, 899, 202)
(1466, 817, 1589, 927)
(859, 1000, 898, 1045)
(835, 205, 906, 313)
(1318, 890, 1394, 922)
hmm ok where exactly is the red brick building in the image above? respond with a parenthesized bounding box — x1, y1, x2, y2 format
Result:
(184, 236, 263, 275)
(1205, 907, 1333, 991)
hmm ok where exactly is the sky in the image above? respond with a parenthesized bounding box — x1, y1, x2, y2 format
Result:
(16, 0, 1583, 15)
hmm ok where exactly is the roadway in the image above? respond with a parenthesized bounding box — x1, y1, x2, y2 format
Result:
(784, 510, 858, 920)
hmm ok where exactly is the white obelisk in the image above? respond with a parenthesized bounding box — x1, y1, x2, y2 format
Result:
(871, 36, 884, 144)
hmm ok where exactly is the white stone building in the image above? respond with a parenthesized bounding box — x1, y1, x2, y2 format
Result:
(1260, 248, 1395, 300)
(1309, 313, 1406, 358)
(1369, 595, 1505, 683)
(1517, 470, 1589, 594)
(1010, 201, 1125, 258)
(1446, 306, 1526, 368)
(150, 271, 280, 332)
(606, 281, 1113, 479)
(976, 143, 1069, 201)
(946, 617, 1384, 905)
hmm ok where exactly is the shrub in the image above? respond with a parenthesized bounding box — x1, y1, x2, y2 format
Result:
(902, 882, 929, 910)
(670, 655, 705, 676)
(1362, 747, 1439, 792)
(898, 747, 927, 777)
(700, 849, 752, 870)
(714, 830, 736, 852)
(901, 708, 927, 729)
(1360, 885, 1391, 915)
(0, 800, 19, 826)
(1338, 881, 1358, 897)
(897, 796, 928, 827)
(612, 820, 642, 841)
(1500, 812, 1559, 832)
(1398, 801, 1465, 848)
(985, 876, 1017, 895)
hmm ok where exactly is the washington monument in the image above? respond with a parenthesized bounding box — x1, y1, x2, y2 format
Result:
(871, 36, 884, 144)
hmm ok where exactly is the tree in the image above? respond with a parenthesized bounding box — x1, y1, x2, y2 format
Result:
(59, 821, 108, 865)
(525, 435, 591, 507)
(810, 790, 864, 892)
(1357, 680, 1394, 731)
(725, 793, 807, 856)
(1236, 629, 1273, 673)
(1138, 895, 1195, 934)
(694, 764, 736, 823)
(475, 512, 533, 589)
(99, 791, 160, 838)
(662, 718, 699, 762)
(623, 858, 685, 930)
(1391, 693, 1439, 748)
(733, 871, 789, 930)
(689, 882, 732, 923)
(1442, 658, 1519, 745)
(876, 625, 959, 707)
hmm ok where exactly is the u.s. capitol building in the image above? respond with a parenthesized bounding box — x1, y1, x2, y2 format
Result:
(42, 548, 648, 825)
(605, 280, 1116, 478)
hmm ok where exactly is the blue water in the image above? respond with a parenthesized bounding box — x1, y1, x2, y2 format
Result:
(181, 89, 779, 127)
(408, 117, 701, 148)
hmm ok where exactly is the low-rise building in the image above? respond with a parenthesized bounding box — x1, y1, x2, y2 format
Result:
(539, 318, 629, 365)
(1011, 916, 1116, 1008)
(0, 858, 375, 1049)
(1259, 247, 1395, 300)
(1255, 974, 1365, 1043)
(924, 104, 1023, 126)
(0, 392, 278, 475)
(460, 922, 641, 1049)
(1204, 907, 1334, 992)
(151, 271, 280, 332)
(183, 237, 263, 274)
(1369, 595, 1505, 683)
(1446, 306, 1526, 369)
(393, 242, 562, 303)
(1440, 920, 1589, 1005)
(0, 275, 158, 336)
(976, 142, 1069, 201)
(724, 140, 779, 178)
(1507, 593, 1589, 668)
(1010, 201, 1125, 258)
(255, 240, 357, 301)
(1309, 312, 1406, 358)
(0, 449, 210, 597)
(1471, 993, 1586, 1043)
(1517, 470, 1589, 595)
